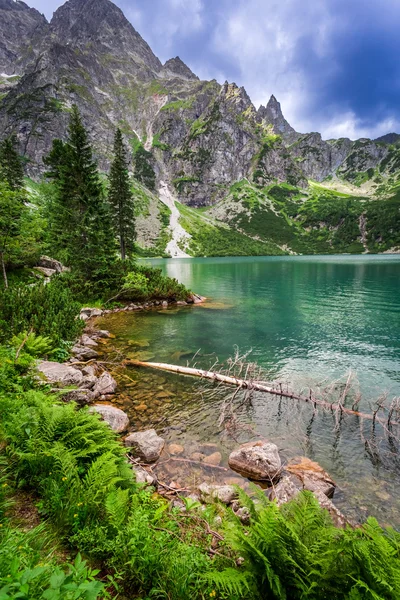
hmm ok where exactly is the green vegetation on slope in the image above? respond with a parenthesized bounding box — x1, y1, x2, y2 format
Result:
(177, 201, 285, 256)
(207, 179, 400, 255)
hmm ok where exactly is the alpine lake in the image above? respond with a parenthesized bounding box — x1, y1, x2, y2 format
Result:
(96, 255, 400, 526)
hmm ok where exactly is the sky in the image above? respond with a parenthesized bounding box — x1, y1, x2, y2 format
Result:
(26, 0, 400, 140)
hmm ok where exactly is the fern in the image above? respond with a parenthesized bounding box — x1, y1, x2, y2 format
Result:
(204, 568, 252, 597)
(10, 331, 54, 358)
(105, 489, 130, 530)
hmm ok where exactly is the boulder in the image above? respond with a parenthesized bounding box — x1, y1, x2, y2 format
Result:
(132, 465, 156, 486)
(94, 330, 113, 339)
(80, 307, 103, 319)
(268, 473, 304, 505)
(228, 440, 281, 481)
(62, 389, 94, 405)
(93, 372, 117, 397)
(34, 266, 57, 277)
(38, 255, 64, 273)
(80, 334, 98, 347)
(71, 345, 99, 360)
(124, 429, 165, 463)
(80, 375, 97, 390)
(90, 404, 129, 433)
(37, 361, 83, 387)
(82, 364, 97, 377)
(198, 483, 238, 505)
(286, 457, 336, 498)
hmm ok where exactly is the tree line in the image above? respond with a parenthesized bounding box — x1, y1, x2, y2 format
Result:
(0, 105, 138, 288)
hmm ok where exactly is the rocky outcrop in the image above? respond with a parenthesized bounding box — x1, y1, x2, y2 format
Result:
(257, 95, 301, 144)
(228, 440, 281, 481)
(125, 429, 165, 463)
(90, 404, 130, 432)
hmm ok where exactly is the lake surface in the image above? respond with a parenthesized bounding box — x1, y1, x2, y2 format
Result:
(98, 255, 400, 525)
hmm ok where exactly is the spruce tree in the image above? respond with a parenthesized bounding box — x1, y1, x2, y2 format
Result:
(108, 128, 135, 260)
(0, 135, 24, 190)
(44, 105, 115, 280)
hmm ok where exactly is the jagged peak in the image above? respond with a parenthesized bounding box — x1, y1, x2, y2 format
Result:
(49, 0, 162, 72)
(161, 56, 198, 81)
(0, 0, 46, 19)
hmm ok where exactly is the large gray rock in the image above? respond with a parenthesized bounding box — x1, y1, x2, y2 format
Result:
(37, 255, 65, 273)
(80, 334, 98, 348)
(93, 372, 117, 397)
(228, 441, 281, 481)
(37, 361, 83, 386)
(124, 429, 165, 463)
(62, 389, 94, 405)
(90, 404, 129, 433)
(80, 308, 103, 319)
(198, 483, 238, 505)
(71, 345, 99, 360)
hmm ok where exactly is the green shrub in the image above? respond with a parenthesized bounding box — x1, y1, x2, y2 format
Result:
(0, 278, 83, 345)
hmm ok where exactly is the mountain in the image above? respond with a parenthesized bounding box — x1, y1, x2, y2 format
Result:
(0, 0, 399, 256)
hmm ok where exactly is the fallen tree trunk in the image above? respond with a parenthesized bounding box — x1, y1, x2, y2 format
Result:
(127, 360, 399, 427)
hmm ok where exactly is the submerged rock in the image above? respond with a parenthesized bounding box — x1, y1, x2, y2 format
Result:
(203, 451, 222, 466)
(228, 440, 281, 481)
(124, 429, 165, 463)
(90, 404, 129, 433)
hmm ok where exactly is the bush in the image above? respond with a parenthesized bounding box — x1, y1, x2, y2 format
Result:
(0, 277, 83, 345)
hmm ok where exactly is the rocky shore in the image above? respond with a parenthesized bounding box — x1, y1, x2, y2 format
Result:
(36, 304, 350, 529)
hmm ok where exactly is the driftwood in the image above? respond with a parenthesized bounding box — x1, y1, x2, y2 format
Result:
(129, 360, 400, 427)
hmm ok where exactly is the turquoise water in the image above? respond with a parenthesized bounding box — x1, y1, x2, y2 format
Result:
(101, 255, 400, 524)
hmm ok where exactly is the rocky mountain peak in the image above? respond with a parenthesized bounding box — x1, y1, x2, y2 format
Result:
(50, 0, 162, 74)
(161, 57, 198, 81)
(0, 0, 47, 74)
(258, 95, 300, 144)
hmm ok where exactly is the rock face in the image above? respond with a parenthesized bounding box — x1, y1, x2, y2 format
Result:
(124, 429, 165, 463)
(228, 441, 281, 481)
(0, 0, 392, 207)
(90, 404, 129, 432)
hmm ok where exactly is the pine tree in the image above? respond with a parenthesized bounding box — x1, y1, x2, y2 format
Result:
(0, 134, 24, 190)
(108, 128, 135, 260)
(44, 105, 115, 279)
(133, 144, 156, 190)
